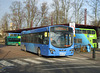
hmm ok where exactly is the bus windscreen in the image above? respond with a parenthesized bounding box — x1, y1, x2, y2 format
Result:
(50, 26, 73, 48)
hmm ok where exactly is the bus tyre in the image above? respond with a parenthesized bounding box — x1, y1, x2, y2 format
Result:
(16, 43, 18, 46)
(37, 48, 41, 57)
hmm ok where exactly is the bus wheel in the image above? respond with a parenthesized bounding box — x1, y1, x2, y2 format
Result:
(37, 48, 41, 57)
(16, 43, 18, 46)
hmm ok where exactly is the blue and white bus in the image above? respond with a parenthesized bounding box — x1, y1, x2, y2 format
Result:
(21, 25, 74, 56)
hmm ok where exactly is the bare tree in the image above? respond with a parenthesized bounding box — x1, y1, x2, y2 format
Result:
(41, 2, 49, 26)
(60, 0, 71, 23)
(0, 13, 10, 38)
(10, 1, 24, 29)
(50, 11, 56, 25)
(97, 20, 100, 26)
(51, 0, 72, 24)
(72, 0, 84, 24)
(24, 0, 39, 28)
(87, 0, 100, 25)
(52, 0, 60, 24)
(91, 20, 100, 26)
(1, 13, 9, 31)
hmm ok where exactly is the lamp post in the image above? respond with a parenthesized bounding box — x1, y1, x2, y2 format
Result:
(93, 44, 96, 59)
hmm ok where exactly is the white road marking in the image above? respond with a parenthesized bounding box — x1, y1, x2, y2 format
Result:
(64, 58, 77, 61)
(36, 58, 55, 62)
(0, 60, 14, 66)
(52, 58, 66, 61)
(43, 66, 100, 71)
(73, 57, 88, 60)
(23, 58, 42, 64)
(34, 63, 92, 67)
(11, 59, 29, 65)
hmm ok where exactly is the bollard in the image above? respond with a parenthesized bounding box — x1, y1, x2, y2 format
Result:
(92, 44, 96, 59)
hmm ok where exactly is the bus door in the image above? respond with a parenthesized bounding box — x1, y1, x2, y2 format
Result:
(41, 32, 49, 55)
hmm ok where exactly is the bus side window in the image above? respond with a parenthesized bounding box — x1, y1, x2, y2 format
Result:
(34, 34, 38, 43)
(74, 39, 82, 43)
(29, 34, 31, 43)
(78, 39, 82, 43)
(31, 33, 35, 43)
(76, 29, 82, 34)
(87, 30, 91, 34)
(82, 30, 86, 34)
(14, 34, 17, 36)
(74, 39, 77, 43)
(30, 34, 33, 43)
(10, 34, 13, 36)
(92, 31, 95, 34)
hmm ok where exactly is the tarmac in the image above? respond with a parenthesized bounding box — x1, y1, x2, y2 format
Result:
(0, 43, 100, 61)
(73, 50, 100, 61)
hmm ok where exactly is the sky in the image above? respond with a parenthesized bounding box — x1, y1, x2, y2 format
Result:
(0, 0, 93, 25)
(0, 0, 53, 19)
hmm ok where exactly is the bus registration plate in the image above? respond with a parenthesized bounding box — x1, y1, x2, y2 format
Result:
(60, 52, 66, 56)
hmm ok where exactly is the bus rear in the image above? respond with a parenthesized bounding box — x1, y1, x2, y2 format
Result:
(5, 36, 21, 46)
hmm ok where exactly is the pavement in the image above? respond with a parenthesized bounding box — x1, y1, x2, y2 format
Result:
(73, 50, 100, 61)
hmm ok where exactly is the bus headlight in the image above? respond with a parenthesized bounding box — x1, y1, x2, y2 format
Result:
(70, 49, 74, 54)
(49, 48, 55, 54)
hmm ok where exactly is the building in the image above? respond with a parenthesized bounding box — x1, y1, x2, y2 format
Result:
(4, 23, 100, 48)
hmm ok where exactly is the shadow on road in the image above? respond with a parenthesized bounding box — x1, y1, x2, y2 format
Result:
(0, 44, 7, 56)
(0, 43, 6, 48)
(23, 50, 69, 59)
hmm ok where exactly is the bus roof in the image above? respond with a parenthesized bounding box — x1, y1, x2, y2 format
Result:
(21, 25, 71, 34)
(4, 24, 100, 33)
(75, 28, 96, 31)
